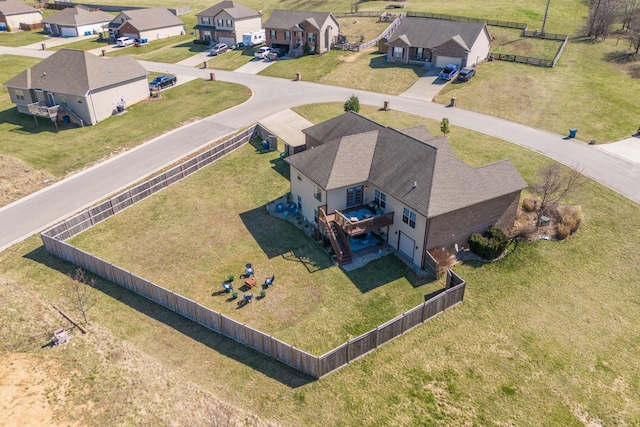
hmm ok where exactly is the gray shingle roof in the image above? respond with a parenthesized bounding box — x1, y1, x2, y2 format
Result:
(388, 17, 486, 49)
(0, 0, 38, 16)
(3, 49, 147, 96)
(287, 112, 527, 218)
(113, 8, 183, 32)
(43, 6, 113, 26)
(264, 10, 334, 30)
(196, 1, 260, 19)
(302, 111, 385, 142)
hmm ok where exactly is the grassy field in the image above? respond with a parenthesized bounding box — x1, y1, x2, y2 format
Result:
(67, 138, 442, 354)
(2, 103, 638, 425)
(207, 46, 260, 70)
(259, 48, 428, 95)
(0, 55, 251, 178)
(489, 27, 564, 60)
(0, 30, 47, 47)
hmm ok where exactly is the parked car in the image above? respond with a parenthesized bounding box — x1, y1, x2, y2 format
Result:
(254, 46, 272, 59)
(149, 75, 177, 90)
(457, 67, 476, 82)
(116, 37, 135, 47)
(266, 48, 286, 61)
(438, 64, 460, 80)
(208, 43, 228, 56)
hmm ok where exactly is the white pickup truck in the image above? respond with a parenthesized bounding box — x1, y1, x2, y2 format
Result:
(254, 46, 272, 59)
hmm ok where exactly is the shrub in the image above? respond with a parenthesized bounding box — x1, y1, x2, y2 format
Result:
(557, 205, 583, 234)
(344, 95, 360, 113)
(557, 223, 571, 240)
(468, 226, 510, 260)
(522, 197, 540, 212)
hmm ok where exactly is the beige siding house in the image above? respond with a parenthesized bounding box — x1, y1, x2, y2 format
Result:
(3, 49, 148, 126)
(43, 5, 112, 37)
(386, 17, 491, 68)
(0, 0, 41, 31)
(264, 10, 340, 56)
(109, 8, 184, 41)
(195, 1, 261, 46)
(285, 112, 527, 268)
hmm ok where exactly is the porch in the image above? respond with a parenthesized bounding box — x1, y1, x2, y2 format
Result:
(17, 101, 59, 119)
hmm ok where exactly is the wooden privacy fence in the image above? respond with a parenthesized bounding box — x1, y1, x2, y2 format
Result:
(41, 124, 466, 379)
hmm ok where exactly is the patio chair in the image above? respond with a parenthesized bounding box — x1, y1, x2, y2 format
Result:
(222, 281, 234, 293)
(243, 293, 254, 303)
(243, 263, 254, 277)
(264, 275, 275, 288)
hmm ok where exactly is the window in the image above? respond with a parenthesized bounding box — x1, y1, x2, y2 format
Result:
(76, 97, 83, 104)
(284, 30, 291, 41)
(374, 189, 386, 209)
(201, 17, 210, 25)
(226, 19, 232, 27)
(402, 207, 416, 228)
(307, 32, 317, 42)
(393, 47, 404, 58)
(217, 18, 223, 26)
(346, 186, 363, 208)
(314, 185, 322, 202)
(15, 89, 25, 100)
(297, 195, 302, 210)
(269, 29, 276, 39)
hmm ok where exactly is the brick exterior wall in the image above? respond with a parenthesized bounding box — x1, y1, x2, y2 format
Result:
(425, 191, 521, 251)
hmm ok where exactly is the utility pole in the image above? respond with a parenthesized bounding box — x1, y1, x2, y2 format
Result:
(541, 0, 551, 35)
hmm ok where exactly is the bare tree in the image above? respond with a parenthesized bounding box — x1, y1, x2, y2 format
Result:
(621, 0, 639, 30)
(67, 268, 97, 324)
(629, 9, 640, 52)
(532, 164, 586, 227)
(587, 0, 623, 39)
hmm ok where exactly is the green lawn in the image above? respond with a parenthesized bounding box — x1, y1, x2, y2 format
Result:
(2, 104, 638, 426)
(207, 46, 260, 70)
(0, 30, 47, 47)
(47, 37, 110, 52)
(0, 55, 251, 176)
(259, 48, 428, 95)
(489, 26, 564, 60)
(68, 137, 442, 355)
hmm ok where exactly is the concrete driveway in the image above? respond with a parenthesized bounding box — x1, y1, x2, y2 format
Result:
(399, 67, 448, 101)
(235, 58, 276, 74)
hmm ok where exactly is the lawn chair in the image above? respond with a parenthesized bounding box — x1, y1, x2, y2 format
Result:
(243, 263, 254, 278)
(238, 293, 253, 306)
(264, 275, 275, 288)
(222, 281, 234, 293)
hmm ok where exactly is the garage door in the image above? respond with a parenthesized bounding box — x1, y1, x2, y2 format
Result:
(61, 26, 77, 37)
(123, 32, 138, 40)
(218, 36, 235, 47)
(398, 232, 415, 261)
(435, 55, 463, 68)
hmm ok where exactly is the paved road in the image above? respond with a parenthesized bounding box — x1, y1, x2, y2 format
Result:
(1, 47, 639, 251)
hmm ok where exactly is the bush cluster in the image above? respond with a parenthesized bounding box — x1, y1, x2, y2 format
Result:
(468, 226, 510, 260)
(522, 196, 540, 212)
(554, 205, 583, 239)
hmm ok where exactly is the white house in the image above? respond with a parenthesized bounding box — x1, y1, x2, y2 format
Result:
(43, 6, 113, 37)
(194, 1, 262, 46)
(0, 0, 41, 31)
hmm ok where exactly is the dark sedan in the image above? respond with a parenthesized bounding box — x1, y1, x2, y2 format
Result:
(149, 75, 177, 90)
(457, 67, 476, 82)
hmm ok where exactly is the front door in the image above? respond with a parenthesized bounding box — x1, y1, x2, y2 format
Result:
(346, 185, 363, 208)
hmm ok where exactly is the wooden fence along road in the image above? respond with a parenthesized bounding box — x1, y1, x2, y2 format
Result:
(41, 125, 466, 379)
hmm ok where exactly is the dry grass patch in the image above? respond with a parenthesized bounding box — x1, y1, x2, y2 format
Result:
(0, 155, 56, 207)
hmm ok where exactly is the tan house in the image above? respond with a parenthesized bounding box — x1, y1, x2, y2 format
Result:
(0, 0, 41, 31)
(43, 5, 113, 37)
(386, 17, 491, 68)
(108, 8, 184, 41)
(264, 10, 340, 56)
(285, 112, 527, 268)
(3, 49, 149, 126)
(194, 1, 261, 46)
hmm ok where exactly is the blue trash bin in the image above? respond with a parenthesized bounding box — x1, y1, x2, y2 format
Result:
(262, 140, 269, 150)
(569, 128, 577, 138)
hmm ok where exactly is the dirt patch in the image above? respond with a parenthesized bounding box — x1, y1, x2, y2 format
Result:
(0, 353, 75, 427)
(0, 155, 55, 208)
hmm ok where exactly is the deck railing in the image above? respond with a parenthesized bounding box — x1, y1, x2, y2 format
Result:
(334, 210, 394, 236)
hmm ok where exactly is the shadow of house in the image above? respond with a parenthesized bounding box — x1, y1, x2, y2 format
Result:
(239, 205, 333, 272)
(368, 54, 427, 77)
(345, 255, 437, 293)
(24, 245, 314, 387)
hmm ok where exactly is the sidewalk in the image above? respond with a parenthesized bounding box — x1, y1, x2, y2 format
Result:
(595, 135, 640, 165)
(176, 50, 210, 67)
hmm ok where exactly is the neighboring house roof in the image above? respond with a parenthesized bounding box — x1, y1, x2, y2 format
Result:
(3, 49, 147, 97)
(264, 10, 335, 30)
(196, 1, 260, 19)
(0, 0, 38, 16)
(287, 112, 527, 218)
(388, 17, 486, 49)
(43, 6, 113, 26)
(111, 8, 183, 32)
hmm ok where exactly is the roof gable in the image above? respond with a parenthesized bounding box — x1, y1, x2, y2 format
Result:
(111, 8, 183, 32)
(197, 1, 260, 19)
(43, 6, 113, 26)
(264, 10, 334, 30)
(3, 49, 147, 96)
(388, 17, 486, 49)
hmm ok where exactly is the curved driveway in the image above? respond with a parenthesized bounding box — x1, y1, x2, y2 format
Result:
(0, 47, 638, 251)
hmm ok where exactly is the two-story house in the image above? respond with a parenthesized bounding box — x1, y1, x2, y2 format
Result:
(285, 112, 527, 268)
(263, 10, 340, 57)
(194, 1, 262, 46)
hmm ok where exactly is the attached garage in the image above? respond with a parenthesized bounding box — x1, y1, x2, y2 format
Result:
(398, 232, 415, 261)
(60, 26, 78, 37)
(435, 55, 462, 68)
(217, 35, 235, 46)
